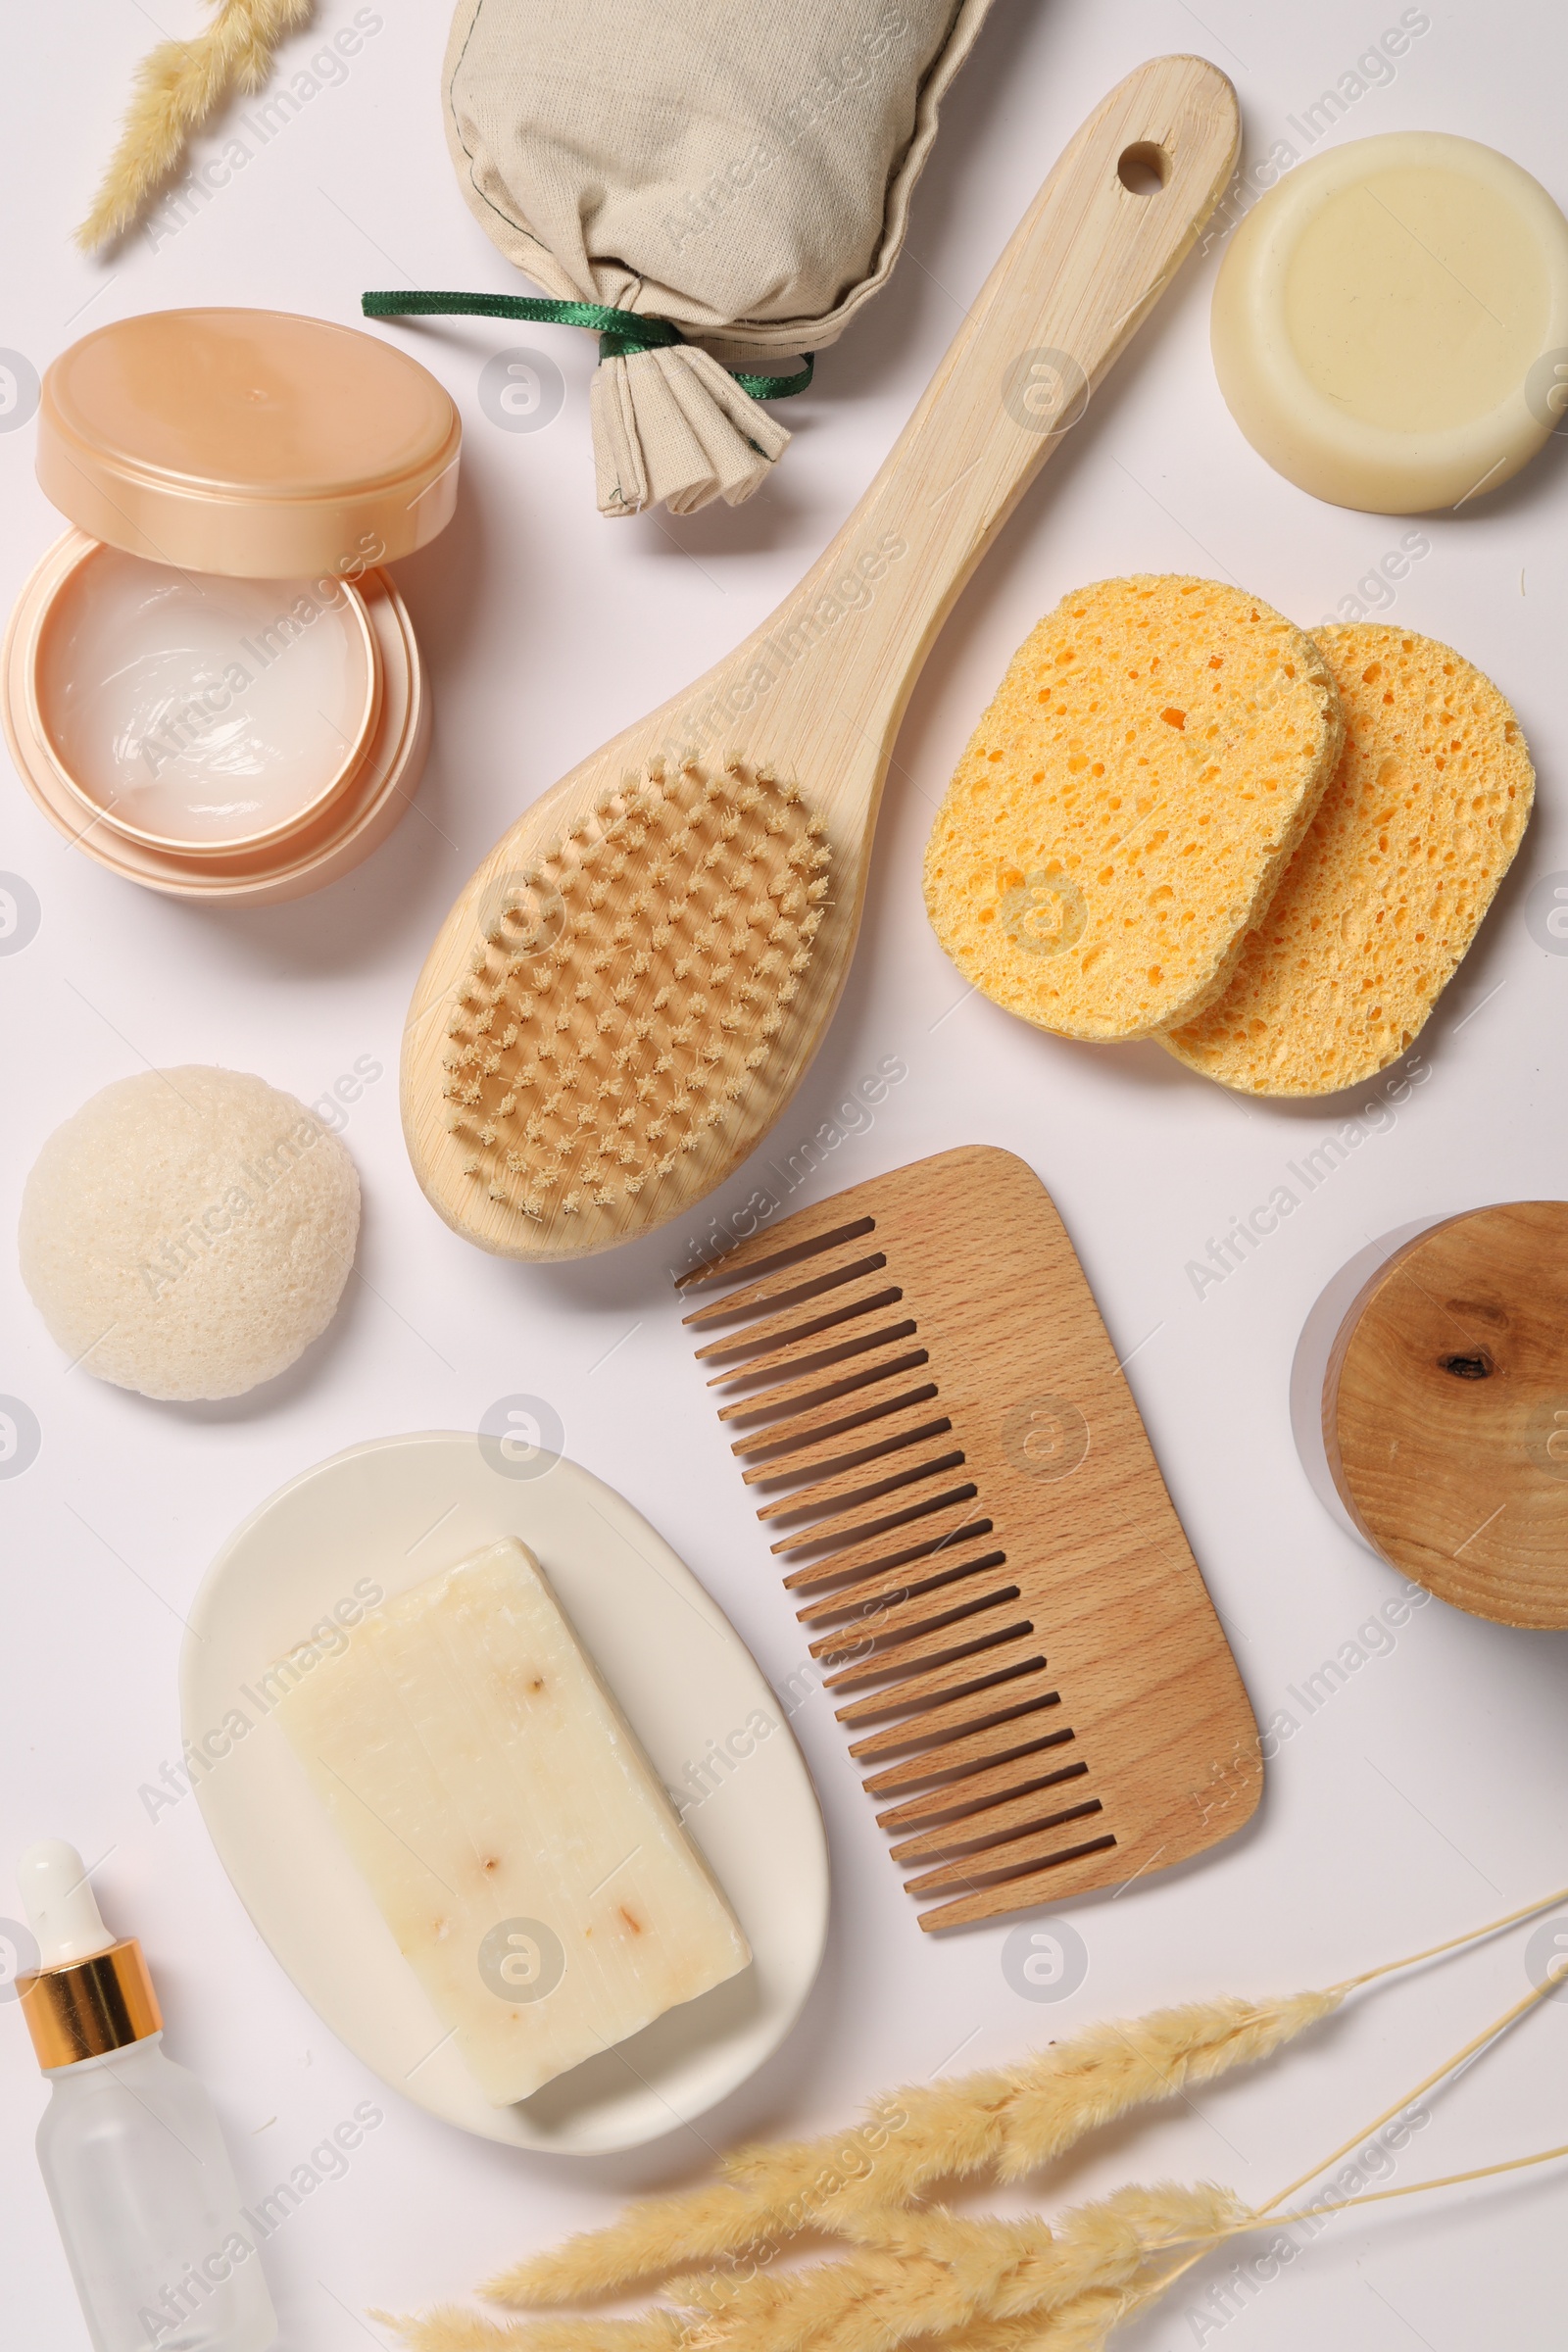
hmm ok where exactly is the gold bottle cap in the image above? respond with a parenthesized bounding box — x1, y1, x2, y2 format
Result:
(37, 308, 461, 579)
(18, 1937, 164, 2070)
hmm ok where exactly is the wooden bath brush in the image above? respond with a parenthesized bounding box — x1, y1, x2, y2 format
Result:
(404, 56, 1241, 1259)
(678, 1148, 1260, 1932)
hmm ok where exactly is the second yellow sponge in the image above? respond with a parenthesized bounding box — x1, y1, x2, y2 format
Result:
(1162, 623, 1534, 1094)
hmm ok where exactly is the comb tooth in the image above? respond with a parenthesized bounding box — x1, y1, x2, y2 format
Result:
(914, 1838, 1122, 1936)
(902, 1811, 1110, 1901)
(818, 1602, 1031, 1686)
(887, 1763, 1093, 1865)
(785, 1516, 997, 1598)
(834, 1640, 1048, 1728)
(872, 1733, 1080, 1831)
(676, 1212, 879, 1292)
(797, 1561, 1012, 1650)
(740, 1397, 949, 1484)
(717, 1348, 931, 1428)
(858, 1700, 1067, 1797)
(733, 1380, 941, 1462)
(848, 1670, 1061, 1762)
(680, 1249, 888, 1330)
(769, 1474, 979, 1560)
(710, 1316, 920, 1395)
(755, 1444, 965, 1527)
(809, 1575, 1019, 1662)
(692, 1279, 904, 1366)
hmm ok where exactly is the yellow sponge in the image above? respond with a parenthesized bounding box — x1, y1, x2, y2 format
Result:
(921, 575, 1344, 1041)
(1162, 624, 1534, 1095)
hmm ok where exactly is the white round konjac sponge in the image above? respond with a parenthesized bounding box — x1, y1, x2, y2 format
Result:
(19, 1067, 361, 1401)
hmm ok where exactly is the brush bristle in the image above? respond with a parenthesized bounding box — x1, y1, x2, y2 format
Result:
(443, 761, 829, 1221)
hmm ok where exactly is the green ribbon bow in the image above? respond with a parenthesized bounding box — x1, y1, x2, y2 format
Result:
(360, 291, 813, 400)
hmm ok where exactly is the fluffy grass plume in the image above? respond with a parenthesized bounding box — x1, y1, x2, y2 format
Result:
(486, 1990, 1338, 2306)
(383, 2318, 684, 2352)
(388, 2187, 1242, 2352)
(78, 0, 313, 251)
(667, 2185, 1245, 2352)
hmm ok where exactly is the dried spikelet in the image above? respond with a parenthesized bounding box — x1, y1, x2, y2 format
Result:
(957, 2225, 1231, 2352)
(381, 2312, 685, 2352)
(1004, 2283, 1137, 2352)
(662, 2184, 1244, 2352)
(443, 760, 827, 1234)
(486, 1992, 1338, 2308)
(427, 2185, 1241, 2352)
(77, 0, 312, 250)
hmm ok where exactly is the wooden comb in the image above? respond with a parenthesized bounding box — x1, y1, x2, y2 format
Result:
(679, 1147, 1260, 1931)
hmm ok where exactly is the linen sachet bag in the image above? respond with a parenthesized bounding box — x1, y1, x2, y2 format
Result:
(432, 0, 996, 514)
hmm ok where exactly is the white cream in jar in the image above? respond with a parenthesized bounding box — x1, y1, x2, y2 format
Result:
(38, 551, 375, 849)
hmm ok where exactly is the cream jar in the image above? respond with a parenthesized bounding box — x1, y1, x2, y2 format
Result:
(4, 309, 460, 902)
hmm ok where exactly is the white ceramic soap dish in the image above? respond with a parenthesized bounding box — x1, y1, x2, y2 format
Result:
(181, 1432, 829, 2155)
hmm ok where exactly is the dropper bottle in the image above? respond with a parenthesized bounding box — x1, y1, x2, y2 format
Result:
(15, 1840, 277, 2352)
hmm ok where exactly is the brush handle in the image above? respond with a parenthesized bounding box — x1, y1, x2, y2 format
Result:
(753, 55, 1240, 779)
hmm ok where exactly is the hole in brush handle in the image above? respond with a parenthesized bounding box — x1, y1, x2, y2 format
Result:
(1117, 140, 1172, 195)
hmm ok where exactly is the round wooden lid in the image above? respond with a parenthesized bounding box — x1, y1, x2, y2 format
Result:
(1324, 1201, 1568, 1629)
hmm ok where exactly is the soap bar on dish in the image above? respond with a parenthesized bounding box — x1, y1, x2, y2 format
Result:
(1211, 131, 1568, 513)
(272, 1538, 751, 2104)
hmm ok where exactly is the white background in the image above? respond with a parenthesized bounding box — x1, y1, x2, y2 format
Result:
(4, 2, 1568, 2345)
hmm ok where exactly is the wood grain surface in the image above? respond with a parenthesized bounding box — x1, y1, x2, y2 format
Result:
(680, 1146, 1261, 1931)
(403, 56, 1241, 1259)
(1324, 1201, 1568, 1629)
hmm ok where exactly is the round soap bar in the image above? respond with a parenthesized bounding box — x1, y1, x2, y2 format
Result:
(1324, 1202, 1568, 1628)
(19, 1067, 360, 1401)
(1212, 132, 1568, 512)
